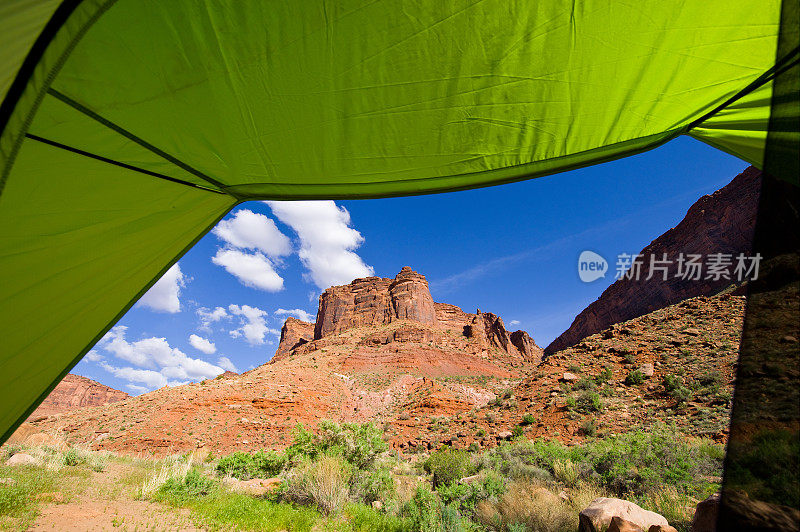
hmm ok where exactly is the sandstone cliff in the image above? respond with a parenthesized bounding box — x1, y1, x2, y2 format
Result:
(276, 266, 542, 364)
(545, 166, 760, 355)
(28, 373, 128, 420)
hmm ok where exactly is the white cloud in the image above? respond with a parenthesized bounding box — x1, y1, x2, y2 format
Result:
(509, 320, 521, 326)
(189, 334, 216, 355)
(266, 201, 373, 289)
(212, 249, 284, 291)
(197, 306, 229, 331)
(275, 308, 315, 323)
(138, 263, 185, 313)
(212, 209, 292, 258)
(84, 350, 103, 362)
(217, 356, 238, 373)
(125, 384, 148, 394)
(96, 326, 224, 391)
(228, 304, 279, 345)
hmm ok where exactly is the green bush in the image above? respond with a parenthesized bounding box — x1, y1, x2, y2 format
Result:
(575, 391, 603, 413)
(159, 469, 217, 501)
(287, 421, 388, 470)
(574, 377, 596, 390)
(404, 485, 443, 532)
(595, 367, 613, 384)
(62, 448, 89, 467)
(252, 450, 287, 477)
(216, 451, 257, 480)
(425, 449, 475, 488)
(512, 426, 524, 438)
(726, 429, 800, 507)
(521, 414, 536, 425)
(625, 369, 645, 386)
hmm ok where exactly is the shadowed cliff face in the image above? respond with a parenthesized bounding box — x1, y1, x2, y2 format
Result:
(545, 166, 761, 356)
(277, 267, 542, 365)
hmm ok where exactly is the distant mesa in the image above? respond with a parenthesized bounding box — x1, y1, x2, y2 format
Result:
(273, 266, 542, 365)
(26, 373, 128, 421)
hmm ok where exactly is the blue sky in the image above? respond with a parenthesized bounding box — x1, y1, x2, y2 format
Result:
(75, 136, 749, 395)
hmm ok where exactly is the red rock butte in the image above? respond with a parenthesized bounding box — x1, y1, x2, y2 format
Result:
(273, 266, 542, 365)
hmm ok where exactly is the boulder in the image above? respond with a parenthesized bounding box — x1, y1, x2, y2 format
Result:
(5, 453, 40, 466)
(579, 497, 669, 532)
(691, 492, 719, 532)
(497, 431, 513, 440)
(649, 526, 679, 532)
(608, 516, 645, 532)
(639, 363, 654, 378)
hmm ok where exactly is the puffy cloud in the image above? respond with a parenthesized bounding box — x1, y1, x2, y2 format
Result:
(212, 209, 292, 258)
(138, 263, 185, 313)
(228, 304, 278, 345)
(266, 201, 373, 289)
(275, 308, 315, 323)
(125, 384, 149, 394)
(189, 334, 216, 355)
(84, 350, 103, 362)
(217, 356, 238, 373)
(197, 306, 229, 331)
(95, 326, 224, 390)
(212, 249, 284, 291)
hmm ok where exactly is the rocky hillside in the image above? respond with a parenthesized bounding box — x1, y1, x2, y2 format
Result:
(26, 374, 128, 421)
(26, 268, 542, 455)
(394, 290, 744, 452)
(545, 166, 760, 355)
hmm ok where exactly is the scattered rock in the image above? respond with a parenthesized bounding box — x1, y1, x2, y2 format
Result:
(683, 328, 701, 336)
(690, 492, 719, 532)
(639, 363, 654, 378)
(371, 500, 383, 510)
(608, 516, 645, 532)
(649, 526, 678, 532)
(5, 453, 40, 466)
(579, 497, 669, 532)
(781, 335, 798, 343)
(497, 431, 513, 440)
(562, 372, 579, 382)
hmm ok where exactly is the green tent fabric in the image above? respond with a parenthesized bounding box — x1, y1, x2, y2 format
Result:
(0, 0, 796, 444)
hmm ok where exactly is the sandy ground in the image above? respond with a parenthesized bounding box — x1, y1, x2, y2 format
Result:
(30, 462, 207, 531)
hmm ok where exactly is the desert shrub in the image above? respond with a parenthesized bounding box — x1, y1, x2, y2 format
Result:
(565, 397, 577, 410)
(481, 480, 578, 532)
(425, 449, 475, 489)
(346, 503, 408, 531)
(625, 369, 645, 386)
(158, 469, 217, 502)
(595, 367, 613, 384)
(475, 429, 486, 438)
(623, 351, 637, 364)
(287, 421, 387, 470)
(352, 466, 395, 505)
(574, 377, 596, 391)
(512, 425, 524, 438)
(252, 450, 287, 477)
(437, 470, 506, 516)
(521, 413, 536, 425)
(284, 454, 353, 514)
(404, 485, 443, 532)
(216, 451, 256, 480)
(553, 459, 579, 487)
(579, 419, 597, 437)
(62, 448, 88, 467)
(468, 443, 480, 453)
(575, 391, 603, 413)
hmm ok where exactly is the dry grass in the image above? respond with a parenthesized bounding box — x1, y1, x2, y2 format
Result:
(285, 455, 353, 514)
(137, 453, 194, 499)
(475, 479, 605, 532)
